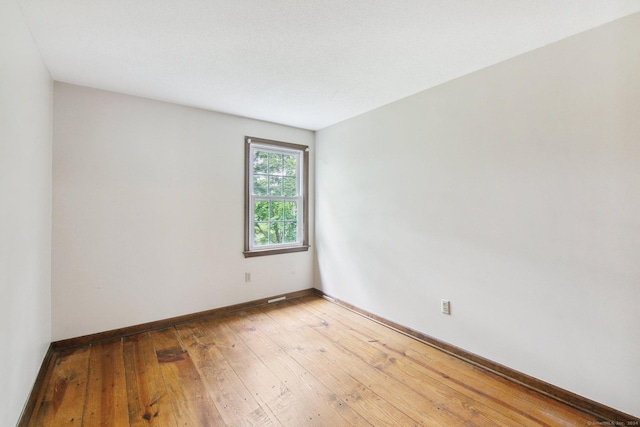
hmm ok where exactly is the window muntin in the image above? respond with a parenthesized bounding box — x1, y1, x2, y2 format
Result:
(244, 137, 309, 257)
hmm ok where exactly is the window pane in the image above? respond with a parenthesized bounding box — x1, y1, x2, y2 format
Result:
(253, 151, 268, 174)
(269, 176, 283, 196)
(284, 222, 297, 243)
(283, 154, 296, 176)
(283, 177, 296, 197)
(253, 175, 268, 196)
(284, 201, 297, 220)
(254, 201, 269, 221)
(269, 222, 284, 244)
(269, 201, 284, 220)
(268, 153, 283, 175)
(254, 223, 269, 246)
(245, 138, 308, 255)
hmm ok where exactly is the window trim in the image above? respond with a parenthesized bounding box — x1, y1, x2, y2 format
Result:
(244, 136, 309, 257)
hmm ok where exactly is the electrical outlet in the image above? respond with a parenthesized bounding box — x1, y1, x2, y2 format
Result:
(245, 272, 251, 283)
(441, 299, 451, 315)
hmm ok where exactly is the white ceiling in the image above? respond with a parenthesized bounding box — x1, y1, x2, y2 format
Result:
(17, 1, 640, 130)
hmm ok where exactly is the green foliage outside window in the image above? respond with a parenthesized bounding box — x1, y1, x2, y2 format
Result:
(252, 150, 299, 246)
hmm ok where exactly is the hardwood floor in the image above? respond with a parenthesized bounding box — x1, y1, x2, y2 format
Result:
(25, 296, 600, 426)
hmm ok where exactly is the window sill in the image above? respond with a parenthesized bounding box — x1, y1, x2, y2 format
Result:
(243, 245, 310, 258)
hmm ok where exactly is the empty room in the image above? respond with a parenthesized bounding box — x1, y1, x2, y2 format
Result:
(2, 1, 639, 425)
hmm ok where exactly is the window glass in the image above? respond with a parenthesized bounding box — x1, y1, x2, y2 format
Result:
(245, 137, 309, 257)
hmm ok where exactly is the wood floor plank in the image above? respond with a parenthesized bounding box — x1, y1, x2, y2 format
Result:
(223, 310, 374, 427)
(281, 299, 537, 426)
(25, 296, 612, 426)
(301, 295, 598, 426)
(150, 327, 226, 426)
(297, 298, 534, 425)
(253, 304, 422, 427)
(400, 343, 593, 426)
(195, 316, 286, 412)
(175, 320, 278, 426)
(83, 339, 129, 426)
(256, 302, 464, 426)
(29, 346, 91, 426)
(198, 315, 351, 426)
(123, 333, 178, 426)
(299, 299, 557, 426)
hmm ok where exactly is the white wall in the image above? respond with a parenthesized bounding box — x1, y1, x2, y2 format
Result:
(316, 12, 640, 417)
(0, 1, 53, 425)
(53, 83, 315, 341)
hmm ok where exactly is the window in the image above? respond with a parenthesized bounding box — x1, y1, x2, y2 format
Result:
(244, 136, 309, 257)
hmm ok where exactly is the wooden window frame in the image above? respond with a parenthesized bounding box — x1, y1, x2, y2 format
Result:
(244, 136, 309, 257)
